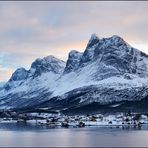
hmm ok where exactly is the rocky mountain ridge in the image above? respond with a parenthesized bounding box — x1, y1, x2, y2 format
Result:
(0, 34, 148, 113)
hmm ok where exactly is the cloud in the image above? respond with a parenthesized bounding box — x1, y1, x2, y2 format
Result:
(0, 65, 13, 81)
(0, 1, 148, 81)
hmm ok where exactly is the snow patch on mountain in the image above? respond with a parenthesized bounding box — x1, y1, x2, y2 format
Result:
(63, 50, 83, 74)
(0, 34, 148, 110)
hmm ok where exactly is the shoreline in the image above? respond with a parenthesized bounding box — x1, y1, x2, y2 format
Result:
(0, 119, 147, 128)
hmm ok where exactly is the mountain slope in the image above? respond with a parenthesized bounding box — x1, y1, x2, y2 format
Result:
(50, 34, 148, 98)
(0, 56, 65, 109)
(0, 34, 148, 112)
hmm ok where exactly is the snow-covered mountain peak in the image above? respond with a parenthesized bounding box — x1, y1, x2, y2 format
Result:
(77, 34, 148, 78)
(9, 68, 28, 82)
(90, 33, 99, 40)
(86, 33, 100, 49)
(109, 35, 129, 47)
(4, 67, 28, 90)
(43, 55, 62, 63)
(29, 55, 65, 77)
(63, 50, 83, 74)
(110, 35, 124, 40)
(1, 34, 148, 111)
(31, 55, 65, 68)
(2, 55, 66, 91)
(68, 50, 82, 58)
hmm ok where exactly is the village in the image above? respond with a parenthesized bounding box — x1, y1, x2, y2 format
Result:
(0, 110, 148, 128)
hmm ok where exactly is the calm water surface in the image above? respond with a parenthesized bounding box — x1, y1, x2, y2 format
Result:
(0, 122, 148, 147)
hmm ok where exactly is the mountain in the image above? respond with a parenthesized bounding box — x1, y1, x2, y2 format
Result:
(4, 55, 65, 90)
(29, 55, 65, 77)
(0, 56, 65, 109)
(63, 50, 83, 74)
(0, 34, 148, 114)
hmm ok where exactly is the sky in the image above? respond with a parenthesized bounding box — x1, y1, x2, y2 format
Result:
(0, 1, 148, 82)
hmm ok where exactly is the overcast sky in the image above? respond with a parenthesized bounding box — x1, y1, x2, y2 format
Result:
(0, 1, 148, 81)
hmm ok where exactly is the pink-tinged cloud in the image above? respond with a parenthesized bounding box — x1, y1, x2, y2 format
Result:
(0, 66, 13, 81)
(0, 1, 148, 81)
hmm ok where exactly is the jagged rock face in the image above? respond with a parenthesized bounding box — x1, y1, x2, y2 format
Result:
(86, 33, 100, 49)
(29, 55, 65, 77)
(95, 35, 148, 76)
(9, 68, 28, 82)
(8, 56, 65, 82)
(63, 50, 83, 74)
(80, 34, 99, 66)
(1, 34, 148, 111)
(3, 56, 65, 91)
(4, 68, 28, 91)
(79, 35, 148, 78)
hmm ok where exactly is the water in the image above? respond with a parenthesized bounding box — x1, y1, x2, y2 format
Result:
(0, 123, 148, 147)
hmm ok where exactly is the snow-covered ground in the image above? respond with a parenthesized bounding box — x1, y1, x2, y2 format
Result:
(0, 113, 147, 128)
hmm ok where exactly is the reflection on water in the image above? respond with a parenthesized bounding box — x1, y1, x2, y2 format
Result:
(0, 122, 148, 147)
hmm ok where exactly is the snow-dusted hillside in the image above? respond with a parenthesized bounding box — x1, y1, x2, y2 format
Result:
(0, 82, 6, 90)
(0, 34, 148, 112)
(0, 56, 66, 109)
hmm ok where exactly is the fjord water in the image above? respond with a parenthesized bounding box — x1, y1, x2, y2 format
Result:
(0, 123, 148, 147)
